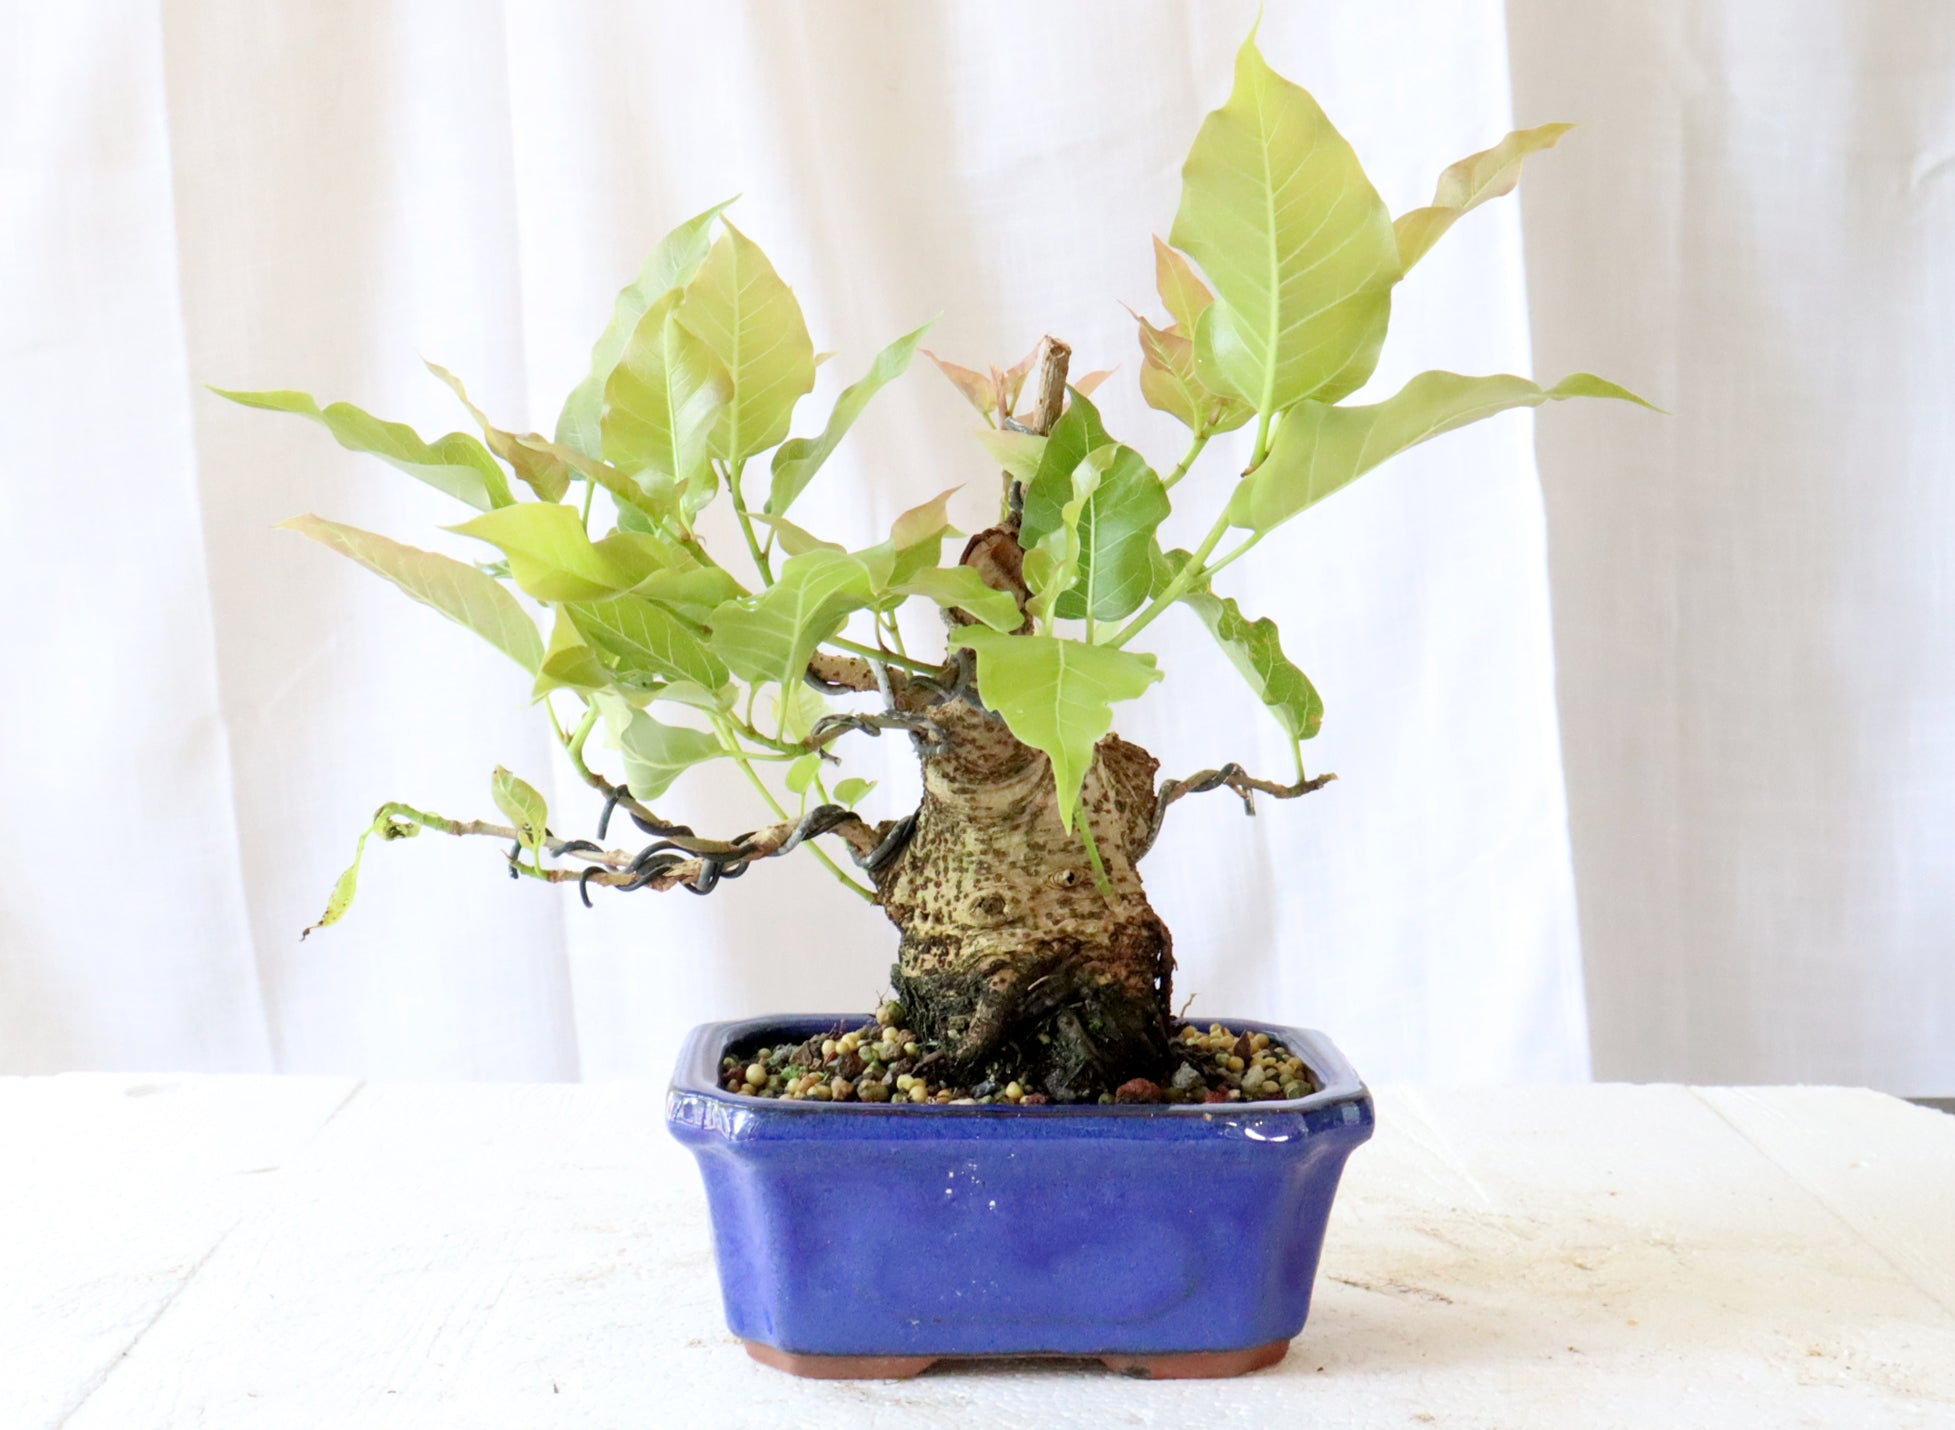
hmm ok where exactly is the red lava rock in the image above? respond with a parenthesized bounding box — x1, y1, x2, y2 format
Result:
(1020, 1093, 1049, 1105)
(1204, 1088, 1230, 1104)
(1115, 1078, 1164, 1104)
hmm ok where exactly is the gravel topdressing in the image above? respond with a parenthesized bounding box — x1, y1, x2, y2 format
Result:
(718, 1004, 1319, 1106)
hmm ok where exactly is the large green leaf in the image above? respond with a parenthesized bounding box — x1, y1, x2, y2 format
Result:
(767, 322, 931, 516)
(424, 362, 570, 502)
(1168, 35, 1401, 412)
(1020, 387, 1109, 546)
(449, 502, 652, 602)
(214, 389, 514, 510)
(531, 608, 613, 700)
(613, 707, 725, 801)
(556, 200, 730, 458)
(568, 594, 729, 689)
(1023, 452, 1096, 625)
(1181, 582, 1323, 741)
(1228, 369, 1655, 532)
(1053, 444, 1171, 623)
(892, 565, 1024, 632)
(1395, 123, 1573, 272)
(279, 514, 541, 673)
(707, 547, 879, 692)
(947, 627, 1162, 831)
(602, 290, 731, 518)
(678, 222, 817, 463)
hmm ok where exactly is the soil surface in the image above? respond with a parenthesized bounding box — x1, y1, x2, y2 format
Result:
(720, 1005, 1319, 1106)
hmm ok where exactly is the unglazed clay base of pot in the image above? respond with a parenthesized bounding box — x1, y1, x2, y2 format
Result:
(743, 1337, 1290, 1380)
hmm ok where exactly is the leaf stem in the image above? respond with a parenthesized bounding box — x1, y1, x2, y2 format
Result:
(717, 718, 875, 901)
(1162, 430, 1210, 491)
(726, 458, 775, 587)
(1106, 508, 1233, 649)
(826, 635, 943, 676)
(1249, 409, 1274, 472)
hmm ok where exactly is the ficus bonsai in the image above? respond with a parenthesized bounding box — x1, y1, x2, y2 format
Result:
(220, 34, 1645, 1103)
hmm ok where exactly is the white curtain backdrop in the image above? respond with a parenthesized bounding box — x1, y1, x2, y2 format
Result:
(0, 1, 1944, 1095)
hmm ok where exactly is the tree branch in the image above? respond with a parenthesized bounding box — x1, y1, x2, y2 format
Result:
(1139, 763, 1337, 858)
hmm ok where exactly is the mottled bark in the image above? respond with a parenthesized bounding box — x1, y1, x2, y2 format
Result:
(871, 699, 1175, 1102)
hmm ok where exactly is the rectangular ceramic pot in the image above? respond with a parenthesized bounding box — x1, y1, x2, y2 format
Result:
(666, 1014, 1374, 1378)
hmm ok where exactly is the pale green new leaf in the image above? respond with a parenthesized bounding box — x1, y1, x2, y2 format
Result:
(1020, 387, 1109, 546)
(425, 362, 571, 502)
(707, 547, 878, 691)
(892, 565, 1024, 632)
(1181, 583, 1324, 741)
(450, 502, 646, 602)
(557, 199, 730, 457)
(767, 321, 931, 516)
(1395, 123, 1574, 272)
(615, 710, 724, 801)
(832, 777, 876, 808)
(854, 488, 959, 591)
(492, 766, 549, 859)
(1055, 444, 1171, 623)
(568, 594, 729, 689)
(280, 514, 542, 674)
(947, 627, 1162, 831)
(602, 291, 731, 515)
(1228, 370, 1655, 533)
(771, 679, 831, 743)
(974, 427, 1046, 483)
(1169, 35, 1401, 411)
(679, 222, 817, 462)
(629, 564, 746, 625)
(786, 751, 821, 797)
(214, 388, 513, 510)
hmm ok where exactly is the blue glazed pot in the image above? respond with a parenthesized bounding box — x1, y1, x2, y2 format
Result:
(666, 1015, 1374, 1377)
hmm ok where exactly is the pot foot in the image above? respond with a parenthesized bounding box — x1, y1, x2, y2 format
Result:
(1099, 1339, 1289, 1379)
(742, 1337, 1290, 1380)
(743, 1341, 935, 1379)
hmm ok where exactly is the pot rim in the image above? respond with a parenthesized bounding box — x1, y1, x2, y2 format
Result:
(670, 1013, 1368, 1119)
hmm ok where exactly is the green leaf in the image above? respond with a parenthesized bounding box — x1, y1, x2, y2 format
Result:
(832, 777, 876, 808)
(707, 547, 878, 690)
(568, 594, 730, 688)
(1395, 123, 1574, 272)
(424, 362, 571, 502)
(678, 222, 817, 463)
(214, 389, 513, 510)
(767, 322, 931, 516)
(1152, 236, 1215, 335)
(531, 608, 613, 699)
(1169, 34, 1401, 411)
(854, 488, 959, 591)
(1134, 311, 1253, 435)
(450, 502, 642, 602)
(556, 199, 731, 458)
(974, 427, 1046, 483)
(615, 710, 724, 801)
(1023, 452, 1097, 625)
(602, 290, 731, 518)
(891, 565, 1024, 632)
(1020, 387, 1109, 546)
(629, 564, 746, 624)
(1181, 585, 1323, 741)
(492, 766, 549, 859)
(279, 514, 542, 674)
(1228, 370, 1656, 533)
(771, 679, 831, 743)
(1054, 445, 1171, 623)
(786, 751, 822, 796)
(947, 627, 1162, 831)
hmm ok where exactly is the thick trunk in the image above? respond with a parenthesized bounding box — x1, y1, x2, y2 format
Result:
(871, 697, 1174, 1102)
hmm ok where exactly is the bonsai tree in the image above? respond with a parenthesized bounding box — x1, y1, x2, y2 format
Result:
(220, 35, 1645, 1102)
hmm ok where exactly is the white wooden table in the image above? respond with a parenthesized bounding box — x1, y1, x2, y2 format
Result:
(4, 1076, 1952, 1428)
